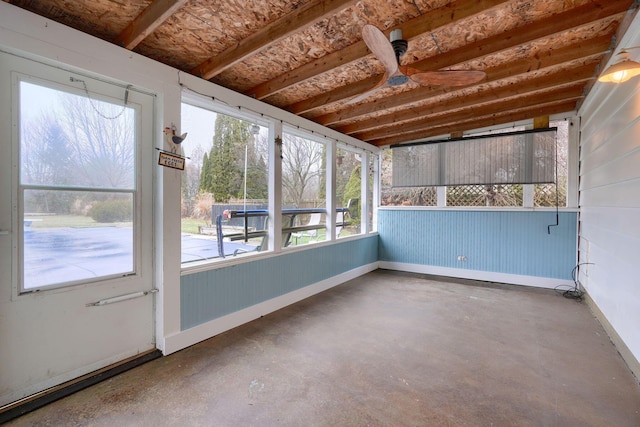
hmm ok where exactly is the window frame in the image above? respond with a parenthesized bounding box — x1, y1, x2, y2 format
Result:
(380, 118, 577, 210)
(335, 143, 365, 239)
(179, 94, 272, 266)
(14, 72, 148, 293)
(179, 94, 380, 272)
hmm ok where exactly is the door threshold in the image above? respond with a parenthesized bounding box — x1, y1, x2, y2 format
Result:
(0, 348, 162, 424)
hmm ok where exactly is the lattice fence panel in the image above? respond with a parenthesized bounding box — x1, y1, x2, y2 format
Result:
(447, 185, 522, 207)
(534, 183, 566, 207)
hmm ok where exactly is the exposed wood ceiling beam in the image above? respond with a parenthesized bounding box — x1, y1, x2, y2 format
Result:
(369, 100, 579, 146)
(114, 0, 188, 50)
(313, 33, 613, 125)
(286, 1, 626, 116)
(244, 0, 509, 100)
(353, 84, 584, 142)
(337, 62, 597, 135)
(401, 1, 626, 73)
(287, 75, 380, 115)
(191, 0, 358, 80)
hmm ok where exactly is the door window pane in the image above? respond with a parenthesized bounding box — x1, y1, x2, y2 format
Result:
(19, 80, 137, 291)
(20, 82, 135, 189)
(23, 190, 133, 289)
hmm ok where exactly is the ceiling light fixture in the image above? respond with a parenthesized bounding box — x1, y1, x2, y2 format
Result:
(598, 47, 640, 83)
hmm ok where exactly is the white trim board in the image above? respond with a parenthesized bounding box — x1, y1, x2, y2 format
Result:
(379, 262, 574, 289)
(163, 262, 379, 355)
(584, 293, 640, 382)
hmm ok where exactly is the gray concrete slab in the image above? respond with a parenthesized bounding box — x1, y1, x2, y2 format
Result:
(7, 271, 640, 426)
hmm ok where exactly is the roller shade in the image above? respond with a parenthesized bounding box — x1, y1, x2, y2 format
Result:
(392, 128, 557, 187)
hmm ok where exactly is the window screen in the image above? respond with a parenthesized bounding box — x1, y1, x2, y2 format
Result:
(392, 128, 557, 187)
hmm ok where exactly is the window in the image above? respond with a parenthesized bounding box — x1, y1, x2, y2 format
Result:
(534, 120, 569, 208)
(281, 130, 326, 247)
(180, 99, 378, 266)
(367, 154, 377, 232)
(381, 120, 571, 208)
(19, 79, 139, 290)
(181, 102, 268, 263)
(381, 148, 437, 207)
(336, 146, 362, 238)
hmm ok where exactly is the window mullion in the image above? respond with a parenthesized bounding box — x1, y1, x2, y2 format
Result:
(269, 121, 282, 251)
(326, 140, 336, 240)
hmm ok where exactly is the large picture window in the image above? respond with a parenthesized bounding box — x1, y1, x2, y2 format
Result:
(281, 130, 326, 247)
(181, 102, 269, 263)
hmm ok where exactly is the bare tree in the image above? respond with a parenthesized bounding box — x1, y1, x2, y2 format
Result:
(281, 134, 324, 207)
(21, 111, 70, 185)
(57, 94, 135, 189)
(20, 111, 75, 213)
(182, 144, 205, 216)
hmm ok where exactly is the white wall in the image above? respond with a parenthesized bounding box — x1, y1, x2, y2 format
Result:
(578, 12, 640, 377)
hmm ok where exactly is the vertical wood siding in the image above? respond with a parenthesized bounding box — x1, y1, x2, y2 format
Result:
(378, 209, 577, 280)
(181, 236, 378, 330)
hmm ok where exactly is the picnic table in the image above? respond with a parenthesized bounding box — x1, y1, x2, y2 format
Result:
(215, 207, 350, 258)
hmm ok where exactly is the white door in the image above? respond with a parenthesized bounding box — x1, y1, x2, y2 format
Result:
(0, 52, 156, 406)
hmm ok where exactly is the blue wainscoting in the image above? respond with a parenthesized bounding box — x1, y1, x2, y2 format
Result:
(378, 209, 577, 280)
(181, 235, 378, 330)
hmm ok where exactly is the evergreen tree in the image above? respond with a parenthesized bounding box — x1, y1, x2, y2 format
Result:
(335, 150, 359, 205)
(343, 164, 361, 216)
(245, 137, 268, 199)
(197, 117, 268, 203)
(201, 115, 250, 203)
(199, 151, 211, 193)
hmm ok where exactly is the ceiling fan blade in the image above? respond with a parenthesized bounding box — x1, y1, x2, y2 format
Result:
(347, 76, 391, 104)
(402, 66, 486, 86)
(362, 24, 399, 77)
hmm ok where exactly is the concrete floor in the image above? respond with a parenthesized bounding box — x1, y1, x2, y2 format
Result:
(7, 270, 640, 426)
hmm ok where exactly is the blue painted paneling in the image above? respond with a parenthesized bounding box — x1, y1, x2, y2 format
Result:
(378, 210, 577, 280)
(181, 235, 378, 330)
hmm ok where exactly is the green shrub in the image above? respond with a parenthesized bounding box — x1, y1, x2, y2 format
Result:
(89, 200, 132, 223)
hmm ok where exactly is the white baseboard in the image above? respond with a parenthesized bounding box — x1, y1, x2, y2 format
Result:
(378, 261, 574, 289)
(164, 261, 572, 355)
(584, 293, 640, 382)
(163, 262, 379, 355)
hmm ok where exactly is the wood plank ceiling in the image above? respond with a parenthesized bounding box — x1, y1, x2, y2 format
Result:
(5, 0, 639, 146)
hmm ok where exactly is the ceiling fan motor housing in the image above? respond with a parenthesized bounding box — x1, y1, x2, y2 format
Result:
(390, 28, 408, 60)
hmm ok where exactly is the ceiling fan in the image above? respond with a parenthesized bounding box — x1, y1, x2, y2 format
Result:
(349, 24, 486, 103)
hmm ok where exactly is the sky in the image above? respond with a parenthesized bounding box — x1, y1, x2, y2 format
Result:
(180, 103, 217, 160)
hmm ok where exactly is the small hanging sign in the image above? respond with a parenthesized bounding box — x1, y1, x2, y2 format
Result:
(157, 123, 189, 171)
(158, 151, 185, 170)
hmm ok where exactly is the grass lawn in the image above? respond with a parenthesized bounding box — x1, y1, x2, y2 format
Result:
(181, 218, 210, 234)
(27, 215, 131, 228)
(34, 216, 211, 233)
